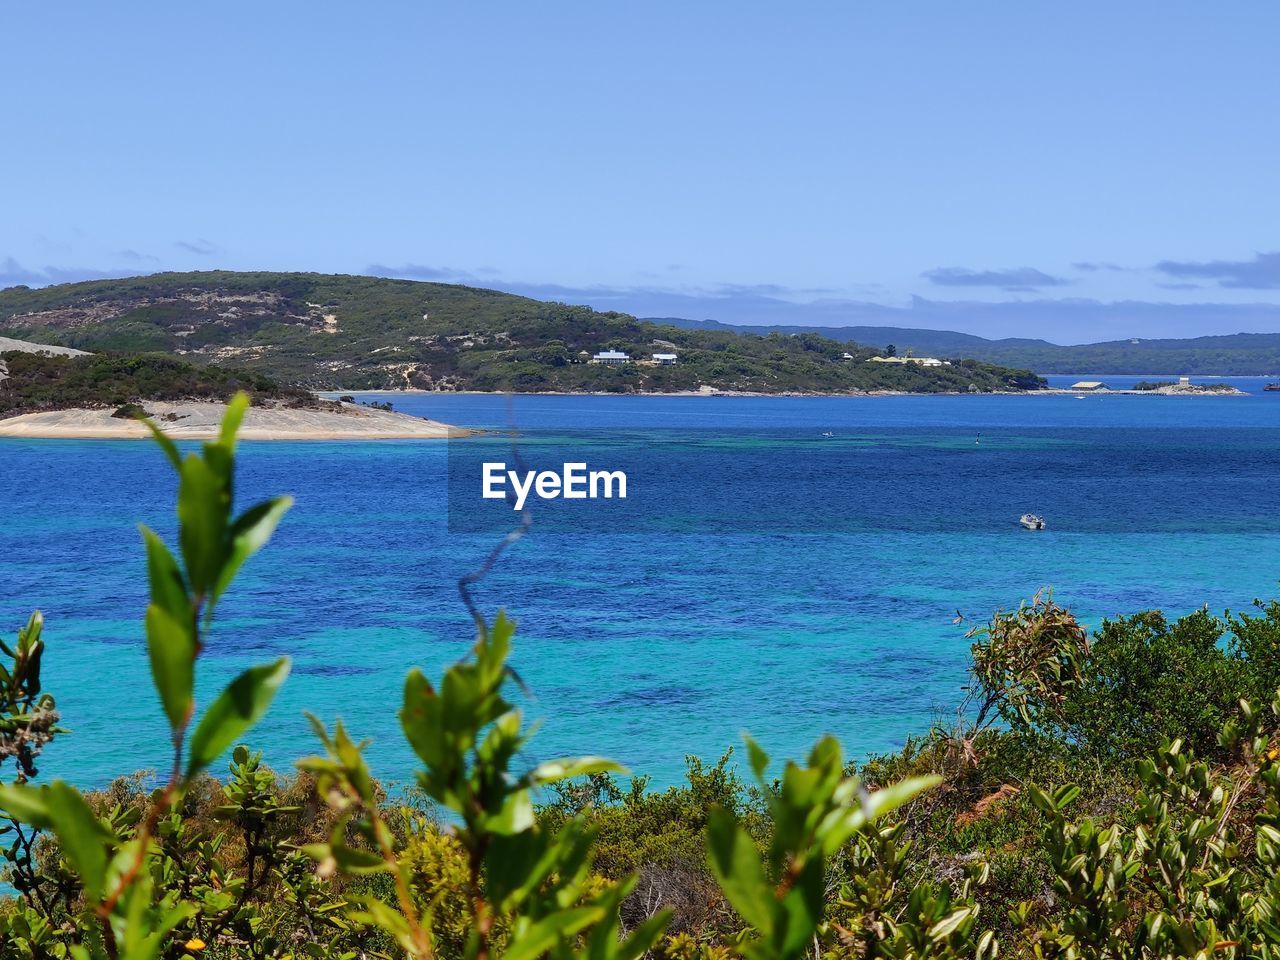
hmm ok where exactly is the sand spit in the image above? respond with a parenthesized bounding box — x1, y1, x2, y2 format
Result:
(0, 400, 466, 441)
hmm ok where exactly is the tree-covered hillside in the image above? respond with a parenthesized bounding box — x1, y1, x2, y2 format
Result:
(0, 272, 1043, 393)
(0, 350, 313, 417)
(659, 317, 1280, 375)
(966, 332, 1280, 375)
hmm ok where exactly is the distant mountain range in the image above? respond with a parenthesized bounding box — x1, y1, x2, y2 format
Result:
(647, 318, 1280, 375)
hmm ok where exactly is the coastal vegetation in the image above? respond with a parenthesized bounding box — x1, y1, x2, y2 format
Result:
(0, 273, 1043, 394)
(941, 332, 1280, 376)
(663, 319, 1280, 377)
(4, 406, 1280, 958)
(0, 351, 314, 418)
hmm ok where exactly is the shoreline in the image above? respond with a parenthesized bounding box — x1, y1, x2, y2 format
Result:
(319, 386, 1251, 399)
(0, 400, 468, 441)
(0, 384, 1254, 442)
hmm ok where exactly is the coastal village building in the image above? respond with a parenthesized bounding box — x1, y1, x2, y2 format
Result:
(1070, 380, 1108, 391)
(866, 355, 950, 367)
(591, 350, 631, 365)
(651, 353, 678, 365)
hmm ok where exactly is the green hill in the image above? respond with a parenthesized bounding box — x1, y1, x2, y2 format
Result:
(0, 272, 1042, 393)
(655, 317, 1280, 375)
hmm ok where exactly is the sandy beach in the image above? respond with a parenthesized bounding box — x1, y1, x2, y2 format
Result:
(0, 400, 467, 441)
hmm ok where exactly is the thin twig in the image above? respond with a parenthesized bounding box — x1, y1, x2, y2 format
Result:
(457, 394, 532, 635)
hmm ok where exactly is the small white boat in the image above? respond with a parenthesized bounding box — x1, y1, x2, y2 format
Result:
(820, 431, 834, 438)
(1019, 513, 1046, 531)
(1074, 394, 1086, 400)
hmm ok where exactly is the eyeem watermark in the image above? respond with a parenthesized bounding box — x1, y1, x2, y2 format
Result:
(482, 462, 628, 511)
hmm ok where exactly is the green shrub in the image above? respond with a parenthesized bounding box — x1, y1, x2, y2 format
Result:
(0, 350, 315, 417)
(1057, 608, 1244, 760)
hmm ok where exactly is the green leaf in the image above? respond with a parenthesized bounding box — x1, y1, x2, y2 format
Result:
(209, 496, 292, 614)
(525, 756, 625, 787)
(706, 806, 776, 935)
(615, 907, 673, 960)
(186, 658, 290, 775)
(350, 895, 413, 945)
(177, 454, 229, 596)
(929, 906, 975, 940)
(745, 735, 770, 783)
(219, 392, 250, 448)
(501, 905, 607, 960)
(1053, 784, 1082, 810)
(776, 856, 826, 956)
(112, 872, 196, 960)
(817, 774, 941, 856)
(139, 526, 188, 619)
(45, 782, 113, 901)
(331, 842, 391, 874)
(0, 784, 53, 829)
(487, 824, 594, 909)
(483, 790, 535, 836)
(138, 416, 182, 471)
(1027, 785, 1055, 815)
(145, 604, 195, 731)
(399, 668, 444, 768)
(862, 775, 941, 822)
(18, 610, 43, 652)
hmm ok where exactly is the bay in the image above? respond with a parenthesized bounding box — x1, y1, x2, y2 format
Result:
(2, 384, 1278, 789)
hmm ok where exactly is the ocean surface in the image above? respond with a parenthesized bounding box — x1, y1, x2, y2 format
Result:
(2, 378, 1279, 791)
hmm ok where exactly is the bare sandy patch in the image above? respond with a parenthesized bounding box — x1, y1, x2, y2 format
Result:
(0, 400, 467, 441)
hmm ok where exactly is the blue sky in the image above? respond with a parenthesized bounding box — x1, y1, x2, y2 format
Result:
(4, 1, 1280, 343)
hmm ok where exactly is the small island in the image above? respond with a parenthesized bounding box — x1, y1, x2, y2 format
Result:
(1130, 378, 1246, 395)
(1047, 377, 1248, 396)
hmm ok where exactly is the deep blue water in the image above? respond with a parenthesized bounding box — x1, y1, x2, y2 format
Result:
(1, 383, 1278, 790)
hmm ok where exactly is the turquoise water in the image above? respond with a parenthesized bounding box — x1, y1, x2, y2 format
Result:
(2, 383, 1279, 789)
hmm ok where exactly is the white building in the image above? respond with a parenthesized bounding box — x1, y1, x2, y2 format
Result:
(652, 353, 678, 365)
(591, 350, 631, 365)
(865, 356, 950, 367)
